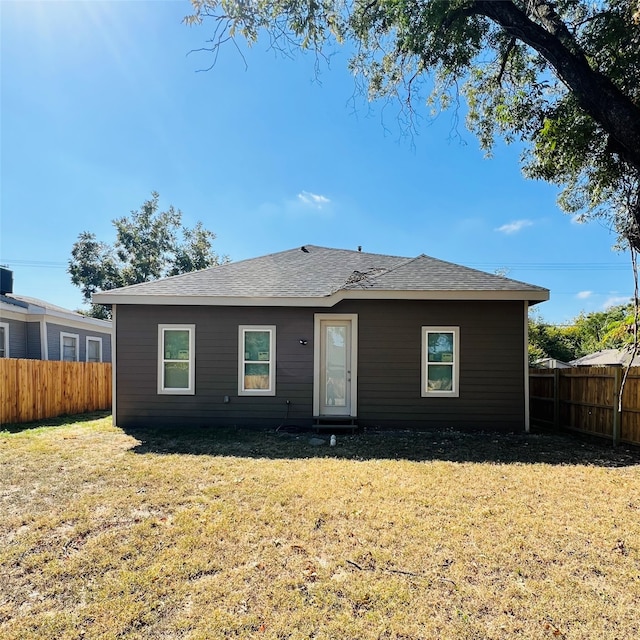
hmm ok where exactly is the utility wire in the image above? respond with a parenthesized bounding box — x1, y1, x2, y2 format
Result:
(1, 259, 68, 268)
(468, 262, 628, 271)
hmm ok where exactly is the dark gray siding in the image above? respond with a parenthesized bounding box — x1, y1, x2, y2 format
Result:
(115, 300, 526, 431)
(46, 322, 112, 362)
(337, 299, 525, 429)
(116, 306, 314, 429)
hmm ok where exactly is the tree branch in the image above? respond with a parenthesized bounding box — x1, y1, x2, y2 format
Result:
(468, 1, 640, 175)
(496, 37, 516, 86)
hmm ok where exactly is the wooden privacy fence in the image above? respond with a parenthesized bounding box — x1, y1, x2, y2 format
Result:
(529, 366, 640, 446)
(0, 358, 112, 425)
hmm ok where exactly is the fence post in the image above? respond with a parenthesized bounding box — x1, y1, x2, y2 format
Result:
(613, 367, 622, 446)
(553, 368, 560, 430)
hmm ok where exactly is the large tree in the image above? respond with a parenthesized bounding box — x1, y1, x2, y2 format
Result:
(185, 0, 640, 247)
(69, 192, 227, 318)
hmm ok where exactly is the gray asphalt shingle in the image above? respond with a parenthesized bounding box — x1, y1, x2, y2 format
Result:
(94, 245, 547, 299)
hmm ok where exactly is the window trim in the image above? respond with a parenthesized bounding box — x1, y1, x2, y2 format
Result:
(0, 322, 9, 358)
(60, 331, 79, 362)
(86, 336, 103, 363)
(157, 324, 196, 395)
(238, 325, 276, 396)
(421, 326, 460, 398)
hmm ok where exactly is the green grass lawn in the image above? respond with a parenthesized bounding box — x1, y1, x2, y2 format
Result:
(1, 414, 639, 639)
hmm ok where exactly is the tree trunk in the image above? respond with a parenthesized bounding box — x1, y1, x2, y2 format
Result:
(471, 1, 640, 173)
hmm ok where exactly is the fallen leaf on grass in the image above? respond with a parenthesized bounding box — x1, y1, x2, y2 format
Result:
(543, 621, 565, 637)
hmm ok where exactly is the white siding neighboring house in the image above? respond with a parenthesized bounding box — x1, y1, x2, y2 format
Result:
(532, 358, 573, 369)
(0, 269, 112, 362)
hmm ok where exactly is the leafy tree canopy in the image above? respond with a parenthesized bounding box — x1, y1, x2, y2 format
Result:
(69, 192, 227, 318)
(186, 0, 640, 247)
(529, 302, 635, 363)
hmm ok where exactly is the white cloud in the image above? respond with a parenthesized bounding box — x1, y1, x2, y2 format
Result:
(297, 191, 330, 208)
(602, 295, 630, 309)
(576, 291, 593, 300)
(257, 191, 334, 219)
(495, 219, 533, 234)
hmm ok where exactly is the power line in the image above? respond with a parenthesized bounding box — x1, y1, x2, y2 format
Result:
(1, 259, 67, 269)
(468, 262, 628, 271)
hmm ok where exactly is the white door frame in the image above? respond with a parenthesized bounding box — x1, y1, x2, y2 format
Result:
(313, 313, 358, 417)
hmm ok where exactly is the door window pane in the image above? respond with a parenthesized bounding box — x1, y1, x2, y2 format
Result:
(325, 325, 347, 407)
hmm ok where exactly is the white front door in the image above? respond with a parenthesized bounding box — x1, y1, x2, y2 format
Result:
(314, 314, 358, 417)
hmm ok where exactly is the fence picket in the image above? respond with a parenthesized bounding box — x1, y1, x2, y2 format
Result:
(0, 358, 111, 425)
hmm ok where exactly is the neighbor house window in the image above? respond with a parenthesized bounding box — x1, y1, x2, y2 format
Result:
(421, 327, 459, 397)
(60, 332, 79, 362)
(0, 322, 8, 358)
(86, 337, 102, 363)
(158, 325, 195, 394)
(239, 325, 276, 396)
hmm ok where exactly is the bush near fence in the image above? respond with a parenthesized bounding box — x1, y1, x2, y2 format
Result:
(0, 358, 112, 425)
(530, 366, 640, 446)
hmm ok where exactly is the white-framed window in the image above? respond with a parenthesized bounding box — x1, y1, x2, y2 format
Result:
(158, 325, 195, 395)
(0, 322, 9, 358)
(238, 325, 276, 396)
(86, 336, 103, 363)
(60, 332, 79, 362)
(421, 326, 460, 397)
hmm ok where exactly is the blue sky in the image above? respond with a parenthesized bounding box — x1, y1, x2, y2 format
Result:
(1, 0, 633, 324)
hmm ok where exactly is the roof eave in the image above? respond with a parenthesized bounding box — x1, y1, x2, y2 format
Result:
(1, 299, 112, 329)
(93, 288, 550, 307)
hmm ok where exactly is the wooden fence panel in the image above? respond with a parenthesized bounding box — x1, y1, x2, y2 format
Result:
(621, 372, 640, 444)
(0, 358, 112, 425)
(560, 368, 615, 439)
(529, 370, 555, 426)
(529, 366, 640, 446)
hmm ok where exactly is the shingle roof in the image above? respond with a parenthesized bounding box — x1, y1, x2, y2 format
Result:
(343, 254, 546, 292)
(1, 293, 112, 329)
(7, 294, 87, 317)
(570, 349, 640, 367)
(93, 245, 549, 304)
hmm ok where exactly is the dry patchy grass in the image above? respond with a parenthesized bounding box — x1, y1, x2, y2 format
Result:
(1, 415, 640, 639)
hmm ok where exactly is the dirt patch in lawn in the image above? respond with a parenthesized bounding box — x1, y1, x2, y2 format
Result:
(120, 421, 640, 467)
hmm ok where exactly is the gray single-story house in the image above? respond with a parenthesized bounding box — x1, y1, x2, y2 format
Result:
(0, 268, 112, 362)
(94, 245, 549, 431)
